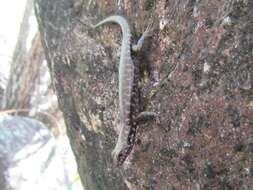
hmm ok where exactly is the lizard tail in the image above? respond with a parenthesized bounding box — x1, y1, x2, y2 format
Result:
(93, 15, 128, 28)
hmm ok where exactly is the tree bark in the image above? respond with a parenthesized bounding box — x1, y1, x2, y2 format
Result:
(35, 0, 253, 189)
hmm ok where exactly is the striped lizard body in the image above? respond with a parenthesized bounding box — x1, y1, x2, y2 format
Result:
(91, 16, 136, 165)
(82, 15, 153, 166)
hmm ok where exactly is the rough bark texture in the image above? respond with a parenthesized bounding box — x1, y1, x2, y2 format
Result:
(35, 0, 252, 189)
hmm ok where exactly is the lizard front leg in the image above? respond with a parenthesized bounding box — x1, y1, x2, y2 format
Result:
(132, 22, 153, 52)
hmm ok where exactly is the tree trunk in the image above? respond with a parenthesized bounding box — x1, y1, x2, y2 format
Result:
(35, 0, 253, 189)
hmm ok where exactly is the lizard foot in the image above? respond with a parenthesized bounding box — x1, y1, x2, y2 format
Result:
(143, 20, 154, 37)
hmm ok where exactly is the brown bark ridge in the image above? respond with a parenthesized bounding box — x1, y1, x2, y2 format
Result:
(35, 0, 253, 189)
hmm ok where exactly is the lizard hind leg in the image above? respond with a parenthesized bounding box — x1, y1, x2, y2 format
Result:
(134, 111, 157, 125)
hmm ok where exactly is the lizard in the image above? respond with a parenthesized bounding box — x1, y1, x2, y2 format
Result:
(78, 15, 155, 166)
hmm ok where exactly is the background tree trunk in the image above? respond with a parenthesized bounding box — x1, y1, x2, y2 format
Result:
(35, 0, 253, 189)
(2, 0, 63, 136)
(2, 0, 43, 110)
